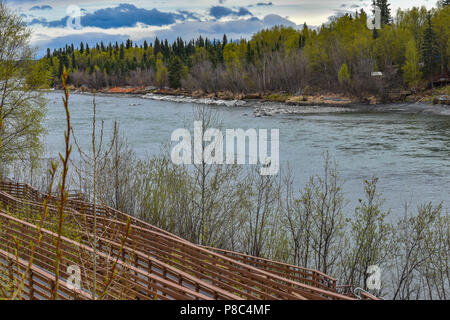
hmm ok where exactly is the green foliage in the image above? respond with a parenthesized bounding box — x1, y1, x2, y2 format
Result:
(155, 53, 168, 88)
(421, 13, 437, 77)
(344, 177, 391, 291)
(433, 5, 450, 74)
(0, 2, 49, 176)
(168, 55, 183, 89)
(402, 39, 422, 87)
(39, 3, 449, 96)
(266, 93, 290, 102)
(338, 63, 350, 85)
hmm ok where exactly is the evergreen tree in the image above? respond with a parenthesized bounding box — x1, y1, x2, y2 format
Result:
(246, 41, 254, 64)
(37, 5, 448, 94)
(142, 52, 147, 66)
(198, 36, 205, 47)
(163, 39, 170, 56)
(119, 44, 125, 60)
(168, 55, 183, 88)
(154, 37, 161, 56)
(71, 51, 76, 69)
(421, 13, 437, 77)
(372, 28, 379, 39)
(222, 34, 228, 48)
(373, 0, 391, 26)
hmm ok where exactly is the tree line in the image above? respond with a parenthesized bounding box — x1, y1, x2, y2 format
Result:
(42, 1, 449, 98)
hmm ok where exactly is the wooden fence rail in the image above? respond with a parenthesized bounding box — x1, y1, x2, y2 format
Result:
(0, 180, 367, 300)
(0, 192, 240, 300)
(0, 210, 214, 300)
(201, 246, 337, 291)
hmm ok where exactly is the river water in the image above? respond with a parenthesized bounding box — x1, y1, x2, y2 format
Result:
(43, 92, 450, 216)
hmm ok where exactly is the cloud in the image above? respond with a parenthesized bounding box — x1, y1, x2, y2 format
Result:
(4, 0, 40, 3)
(256, 2, 273, 6)
(30, 12, 299, 55)
(326, 9, 354, 24)
(30, 3, 184, 28)
(32, 32, 130, 57)
(209, 6, 253, 19)
(262, 14, 297, 28)
(30, 17, 47, 25)
(154, 14, 297, 42)
(177, 10, 201, 21)
(30, 5, 52, 11)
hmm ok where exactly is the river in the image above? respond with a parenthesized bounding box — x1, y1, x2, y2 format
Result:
(43, 91, 450, 216)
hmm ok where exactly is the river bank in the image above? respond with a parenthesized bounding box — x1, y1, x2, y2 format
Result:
(59, 86, 450, 116)
(42, 91, 450, 215)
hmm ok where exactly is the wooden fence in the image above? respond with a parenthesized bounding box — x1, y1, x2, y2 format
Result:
(0, 180, 368, 300)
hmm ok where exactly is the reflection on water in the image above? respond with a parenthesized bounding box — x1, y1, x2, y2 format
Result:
(44, 92, 450, 216)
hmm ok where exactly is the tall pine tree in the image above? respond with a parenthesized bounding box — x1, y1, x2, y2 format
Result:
(168, 55, 183, 88)
(373, 0, 391, 26)
(422, 12, 437, 77)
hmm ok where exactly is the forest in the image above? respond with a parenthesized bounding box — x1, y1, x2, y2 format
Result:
(41, 1, 450, 99)
(0, 0, 449, 300)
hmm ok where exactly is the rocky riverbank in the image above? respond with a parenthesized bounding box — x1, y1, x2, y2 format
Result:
(64, 85, 450, 116)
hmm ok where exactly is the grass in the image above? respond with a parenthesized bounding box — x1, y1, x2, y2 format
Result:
(264, 93, 292, 102)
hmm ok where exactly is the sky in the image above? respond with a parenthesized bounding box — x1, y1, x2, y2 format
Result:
(4, 0, 435, 55)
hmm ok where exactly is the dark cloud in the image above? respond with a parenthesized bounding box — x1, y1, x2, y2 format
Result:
(209, 6, 253, 19)
(256, 2, 273, 6)
(177, 10, 201, 21)
(30, 5, 52, 11)
(237, 7, 253, 16)
(79, 3, 183, 27)
(30, 17, 47, 25)
(30, 3, 184, 28)
(155, 14, 297, 42)
(32, 13, 299, 57)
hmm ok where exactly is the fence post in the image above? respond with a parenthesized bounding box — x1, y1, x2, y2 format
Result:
(28, 269, 34, 300)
